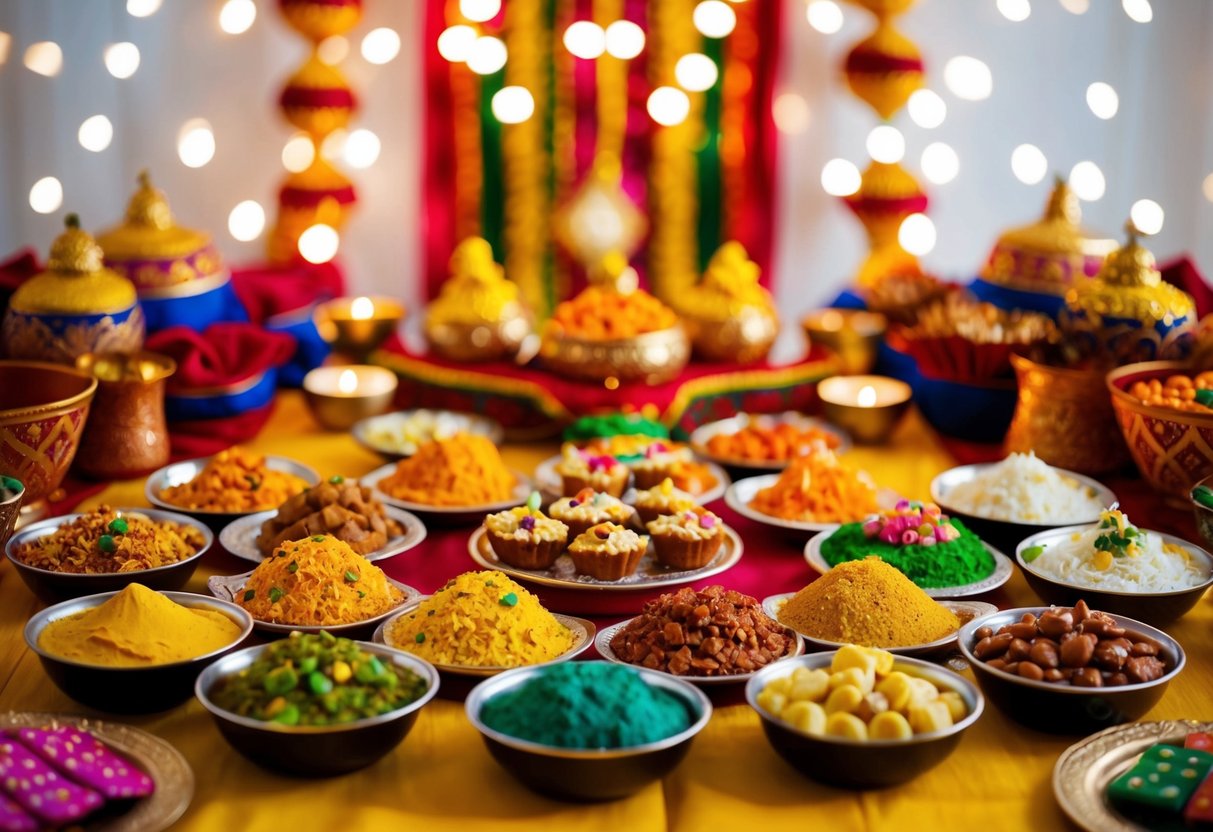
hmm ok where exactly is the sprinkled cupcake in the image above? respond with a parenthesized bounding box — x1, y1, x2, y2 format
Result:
(554, 444, 630, 497)
(567, 522, 647, 581)
(485, 493, 569, 570)
(632, 477, 697, 525)
(548, 488, 635, 539)
(647, 507, 724, 570)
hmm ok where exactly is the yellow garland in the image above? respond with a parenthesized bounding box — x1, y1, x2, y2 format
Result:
(720, 5, 754, 242)
(550, 0, 576, 307)
(647, 0, 701, 304)
(594, 0, 627, 164)
(449, 0, 483, 241)
(502, 0, 550, 317)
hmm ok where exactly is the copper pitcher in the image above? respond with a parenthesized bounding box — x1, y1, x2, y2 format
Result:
(75, 351, 175, 480)
(1005, 353, 1129, 475)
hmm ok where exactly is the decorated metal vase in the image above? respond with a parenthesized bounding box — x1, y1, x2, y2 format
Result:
(425, 237, 532, 362)
(981, 177, 1115, 297)
(2, 216, 144, 365)
(1062, 222, 1195, 367)
(95, 172, 231, 333)
(678, 242, 778, 364)
(1004, 353, 1129, 476)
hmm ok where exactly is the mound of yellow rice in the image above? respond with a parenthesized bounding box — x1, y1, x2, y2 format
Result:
(387, 570, 573, 667)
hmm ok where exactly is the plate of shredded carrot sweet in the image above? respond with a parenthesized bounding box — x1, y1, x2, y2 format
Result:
(207, 533, 421, 638)
(146, 447, 318, 523)
(724, 450, 892, 534)
(361, 432, 533, 524)
(689, 412, 851, 474)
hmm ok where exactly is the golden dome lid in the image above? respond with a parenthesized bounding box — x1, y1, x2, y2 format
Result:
(1066, 221, 1194, 322)
(679, 242, 775, 321)
(10, 215, 138, 315)
(96, 172, 217, 263)
(426, 237, 525, 327)
(982, 176, 1115, 291)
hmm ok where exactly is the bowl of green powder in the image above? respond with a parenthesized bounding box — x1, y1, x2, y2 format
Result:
(465, 660, 712, 801)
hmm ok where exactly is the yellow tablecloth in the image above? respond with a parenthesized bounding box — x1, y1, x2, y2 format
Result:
(3, 392, 1211, 831)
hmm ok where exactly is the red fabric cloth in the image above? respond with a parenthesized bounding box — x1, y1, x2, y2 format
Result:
(229, 261, 344, 323)
(1161, 256, 1212, 319)
(146, 323, 296, 393)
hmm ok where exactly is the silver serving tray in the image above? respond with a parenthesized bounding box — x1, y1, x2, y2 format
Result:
(219, 505, 426, 564)
(688, 412, 852, 472)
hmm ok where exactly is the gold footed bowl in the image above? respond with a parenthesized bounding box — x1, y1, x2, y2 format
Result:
(1005, 354, 1129, 476)
(0, 361, 98, 520)
(426, 315, 532, 363)
(684, 311, 778, 365)
(540, 325, 691, 385)
(1106, 360, 1213, 505)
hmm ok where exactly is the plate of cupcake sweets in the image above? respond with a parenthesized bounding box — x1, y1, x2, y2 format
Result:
(467, 491, 743, 591)
(803, 499, 1014, 599)
(533, 439, 729, 505)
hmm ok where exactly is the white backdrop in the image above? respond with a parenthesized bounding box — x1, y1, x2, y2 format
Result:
(1, 0, 1211, 350)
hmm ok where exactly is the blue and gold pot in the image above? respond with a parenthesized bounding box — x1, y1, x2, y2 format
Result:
(96, 172, 235, 334)
(1062, 221, 1195, 365)
(2, 215, 144, 364)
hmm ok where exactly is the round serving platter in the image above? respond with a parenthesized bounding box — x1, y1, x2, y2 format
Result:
(760, 593, 998, 658)
(803, 533, 1014, 599)
(688, 412, 852, 474)
(207, 572, 422, 637)
(219, 505, 427, 564)
(1053, 720, 1213, 832)
(594, 617, 805, 687)
(724, 474, 897, 535)
(533, 455, 729, 505)
(372, 596, 596, 678)
(0, 711, 194, 832)
(361, 464, 533, 525)
(352, 409, 505, 460)
(466, 523, 743, 591)
(145, 455, 320, 524)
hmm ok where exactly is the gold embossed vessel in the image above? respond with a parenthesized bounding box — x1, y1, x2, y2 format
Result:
(678, 242, 779, 364)
(2, 216, 144, 365)
(540, 252, 690, 384)
(1004, 354, 1129, 476)
(425, 237, 532, 362)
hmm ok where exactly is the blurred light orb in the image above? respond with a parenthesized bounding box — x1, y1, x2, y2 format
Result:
(29, 177, 63, 214)
(460, 0, 501, 22)
(866, 124, 905, 164)
(218, 0, 256, 35)
(1069, 161, 1106, 201)
(1122, 0, 1152, 23)
(997, 0, 1031, 22)
(1011, 143, 1048, 184)
(693, 1, 737, 38)
(177, 119, 216, 168)
(908, 89, 946, 129)
(282, 133, 315, 173)
(675, 53, 718, 92)
(437, 25, 477, 63)
(806, 1, 844, 34)
(1060, 0, 1089, 13)
(772, 92, 810, 135)
(362, 28, 401, 64)
(23, 42, 63, 77)
(466, 36, 507, 74)
(944, 56, 992, 101)
(899, 213, 937, 256)
(921, 142, 959, 185)
(317, 36, 349, 65)
(78, 115, 114, 152)
(1086, 82, 1118, 119)
(298, 225, 340, 264)
(647, 87, 690, 127)
(344, 128, 381, 168)
(104, 42, 140, 78)
(127, 0, 162, 17)
(491, 86, 535, 124)
(605, 20, 645, 59)
(821, 158, 861, 197)
(563, 21, 606, 59)
(1130, 199, 1164, 235)
(228, 201, 266, 242)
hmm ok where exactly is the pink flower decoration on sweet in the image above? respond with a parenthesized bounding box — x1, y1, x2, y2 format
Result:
(862, 519, 881, 537)
(700, 513, 717, 528)
(895, 499, 911, 512)
(879, 527, 901, 544)
(921, 535, 937, 547)
(901, 529, 920, 545)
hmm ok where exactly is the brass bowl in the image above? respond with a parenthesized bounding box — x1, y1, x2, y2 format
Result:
(0, 361, 97, 513)
(426, 314, 532, 363)
(540, 325, 691, 385)
(684, 309, 778, 365)
(801, 309, 887, 375)
(302, 365, 399, 431)
(314, 296, 406, 359)
(817, 375, 911, 444)
(1005, 354, 1130, 476)
(1106, 360, 1213, 504)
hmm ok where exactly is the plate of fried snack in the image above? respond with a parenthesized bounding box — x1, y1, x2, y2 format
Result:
(146, 446, 318, 524)
(219, 475, 425, 564)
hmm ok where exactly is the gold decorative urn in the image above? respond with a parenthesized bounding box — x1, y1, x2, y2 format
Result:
(678, 242, 779, 364)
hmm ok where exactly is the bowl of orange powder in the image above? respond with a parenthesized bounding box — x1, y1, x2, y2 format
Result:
(361, 432, 533, 524)
(539, 285, 690, 384)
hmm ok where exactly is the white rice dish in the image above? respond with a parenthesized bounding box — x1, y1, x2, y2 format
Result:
(1024, 510, 1209, 593)
(944, 452, 1106, 523)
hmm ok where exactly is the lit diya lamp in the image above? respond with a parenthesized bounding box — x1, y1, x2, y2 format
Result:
(801, 308, 888, 374)
(818, 375, 911, 444)
(314, 295, 405, 359)
(302, 365, 398, 430)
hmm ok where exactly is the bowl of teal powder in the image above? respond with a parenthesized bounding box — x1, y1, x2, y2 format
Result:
(465, 660, 712, 801)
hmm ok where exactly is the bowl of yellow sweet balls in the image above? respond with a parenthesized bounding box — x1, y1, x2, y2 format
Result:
(745, 644, 985, 788)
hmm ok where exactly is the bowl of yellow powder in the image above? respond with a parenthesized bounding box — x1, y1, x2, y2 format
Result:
(374, 571, 595, 680)
(764, 558, 997, 657)
(24, 583, 253, 714)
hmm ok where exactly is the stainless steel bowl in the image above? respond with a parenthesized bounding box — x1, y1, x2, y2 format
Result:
(465, 661, 712, 801)
(195, 640, 440, 777)
(745, 652, 984, 789)
(25, 590, 253, 714)
(145, 455, 320, 527)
